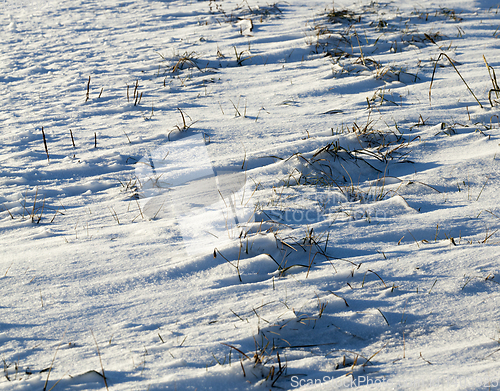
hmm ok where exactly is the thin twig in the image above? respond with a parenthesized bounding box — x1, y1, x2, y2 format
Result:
(70, 129, 76, 148)
(85, 76, 91, 102)
(90, 329, 109, 391)
(367, 269, 387, 287)
(43, 337, 65, 391)
(41, 127, 50, 163)
(429, 52, 482, 108)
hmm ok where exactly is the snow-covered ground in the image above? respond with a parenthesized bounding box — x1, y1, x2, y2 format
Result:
(2, 0, 500, 389)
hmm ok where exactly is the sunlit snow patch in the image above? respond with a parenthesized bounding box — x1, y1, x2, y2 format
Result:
(135, 133, 254, 256)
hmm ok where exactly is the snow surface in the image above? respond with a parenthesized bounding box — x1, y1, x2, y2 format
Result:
(2, 0, 500, 389)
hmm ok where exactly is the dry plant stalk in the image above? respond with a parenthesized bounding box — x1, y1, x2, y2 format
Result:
(91, 329, 110, 391)
(41, 127, 50, 163)
(483, 55, 500, 106)
(429, 52, 483, 108)
(85, 76, 91, 102)
(70, 129, 76, 148)
(43, 337, 65, 391)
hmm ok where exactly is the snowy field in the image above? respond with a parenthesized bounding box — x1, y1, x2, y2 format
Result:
(2, 0, 500, 389)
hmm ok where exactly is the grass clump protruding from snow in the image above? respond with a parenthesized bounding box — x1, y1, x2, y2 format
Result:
(279, 118, 410, 195)
(325, 4, 357, 24)
(168, 108, 198, 139)
(1, 187, 64, 225)
(219, 285, 391, 388)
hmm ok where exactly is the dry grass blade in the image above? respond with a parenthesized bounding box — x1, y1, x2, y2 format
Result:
(1, 204, 14, 219)
(108, 207, 120, 225)
(362, 343, 388, 367)
(429, 52, 483, 108)
(488, 89, 500, 107)
(135, 91, 143, 106)
(229, 99, 242, 117)
(367, 269, 387, 287)
(135, 199, 144, 220)
(43, 337, 65, 391)
(407, 229, 420, 248)
(30, 186, 38, 222)
(41, 127, 50, 163)
(133, 79, 138, 100)
(178, 107, 187, 128)
(476, 176, 489, 201)
(70, 129, 76, 148)
(328, 290, 349, 307)
(326, 6, 356, 23)
(90, 329, 109, 391)
(85, 75, 90, 102)
(352, 27, 365, 66)
(168, 108, 198, 139)
(4, 262, 13, 277)
(220, 343, 251, 360)
(172, 51, 200, 73)
(483, 55, 500, 100)
(484, 346, 500, 359)
(47, 371, 69, 391)
(377, 309, 390, 326)
(233, 46, 257, 65)
(270, 352, 287, 387)
(36, 195, 46, 224)
(419, 352, 433, 365)
(481, 228, 498, 244)
(214, 248, 242, 282)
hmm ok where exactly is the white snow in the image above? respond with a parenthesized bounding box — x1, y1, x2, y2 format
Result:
(1, 0, 500, 389)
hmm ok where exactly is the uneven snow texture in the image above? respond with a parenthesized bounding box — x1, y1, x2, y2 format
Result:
(2, 0, 500, 389)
